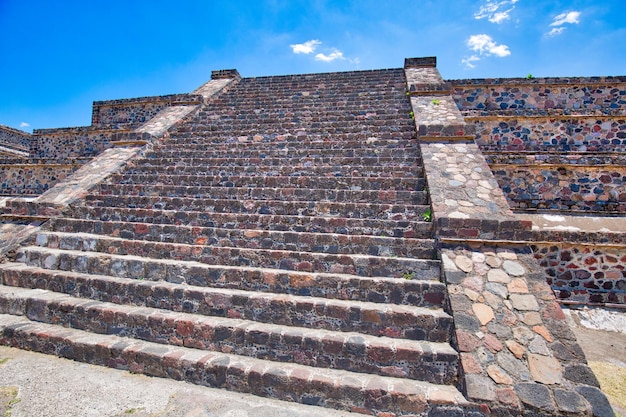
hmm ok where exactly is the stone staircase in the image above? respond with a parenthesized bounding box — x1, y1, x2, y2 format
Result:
(0, 69, 467, 415)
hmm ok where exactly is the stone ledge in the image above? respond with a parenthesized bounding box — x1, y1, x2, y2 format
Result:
(420, 135, 475, 143)
(417, 124, 476, 137)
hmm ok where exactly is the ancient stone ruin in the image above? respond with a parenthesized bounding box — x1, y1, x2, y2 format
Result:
(0, 56, 623, 416)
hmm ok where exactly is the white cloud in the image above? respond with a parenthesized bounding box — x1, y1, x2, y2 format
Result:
(19, 122, 30, 128)
(547, 27, 566, 36)
(467, 34, 511, 57)
(315, 50, 345, 62)
(547, 10, 581, 36)
(290, 39, 321, 54)
(474, 0, 518, 24)
(550, 11, 581, 26)
(461, 55, 481, 69)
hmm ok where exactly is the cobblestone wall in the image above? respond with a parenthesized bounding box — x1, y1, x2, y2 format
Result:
(0, 125, 31, 150)
(532, 243, 626, 305)
(0, 163, 80, 195)
(92, 94, 202, 127)
(492, 164, 626, 212)
(471, 117, 626, 153)
(450, 77, 626, 113)
(30, 127, 121, 159)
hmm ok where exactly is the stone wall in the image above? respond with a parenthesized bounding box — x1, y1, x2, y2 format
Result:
(491, 164, 626, 212)
(30, 127, 122, 160)
(450, 77, 626, 114)
(470, 117, 626, 153)
(451, 78, 626, 216)
(91, 94, 202, 127)
(0, 163, 80, 196)
(532, 243, 626, 305)
(0, 125, 31, 151)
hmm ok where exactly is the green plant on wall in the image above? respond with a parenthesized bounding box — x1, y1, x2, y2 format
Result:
(526, 74, 534, 79)
(402, 271, 416, 280)
(431, 99, 441, 105)
(409, 111, 414, 120)
(421, 207, 432, 222)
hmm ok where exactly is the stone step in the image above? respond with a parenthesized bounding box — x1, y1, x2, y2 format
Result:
(145, 146, 418, 159)
(0, 314, 467, 416)
(83, 194, 430, 221)
(0, 259, 446, 310)
(0, 285, 458, 384)
(65, 206, 434, 239)
(94, 184, 429, 206)
(26, 231, 438, 277)
(134, 156, 421, 168)
(123, 164, 423, 178)
(48, 218, 436, 258)
(1, 261, 449, 341)
(160, 139, 417, 151)
(168, 131, 416, 143)
(108, 173, 426, 192)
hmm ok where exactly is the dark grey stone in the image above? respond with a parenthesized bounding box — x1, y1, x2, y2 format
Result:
(554, 389, 589, 414)
(563, 364, 600, 387)
(576, 386, 616, 417)
(515, 383, 555, 411)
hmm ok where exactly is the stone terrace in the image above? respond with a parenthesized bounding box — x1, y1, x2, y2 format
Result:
(0, 57, 619, 416)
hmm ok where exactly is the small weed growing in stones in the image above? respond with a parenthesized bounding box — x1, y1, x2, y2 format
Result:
(431, 99, 441, 105)
(421, 208, 432, 222)
(402, 271, 416, 280)
(409, 111, 415, 120)
(526, 74, 534, 79)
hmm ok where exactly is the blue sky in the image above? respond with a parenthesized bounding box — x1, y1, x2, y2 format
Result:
(1, 0, 625, 132)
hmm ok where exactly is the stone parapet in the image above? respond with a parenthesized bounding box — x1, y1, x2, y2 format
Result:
(91, 94, 203, 127)
(0, 125, 30, 151)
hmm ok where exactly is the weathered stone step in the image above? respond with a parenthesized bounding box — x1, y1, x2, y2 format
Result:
(27, 231, 438, 277)
(168, 131, 416, 143)
(0, 285, 458, 383)
(84, 194, 430, 221)
(123, 164, 423, 178)
(95, 184, 429, 206)
(66, 206, 434, 239)
(0, 314, 467, 416)
(0, 259, 445, 310)
(145, 147, 418, 160)
(48, 218, 436, 258)
(108, 173, 426, 192)
(162, 137, 416, 149)
(135, 156, 420, 168)
(2, 259, 447, 341)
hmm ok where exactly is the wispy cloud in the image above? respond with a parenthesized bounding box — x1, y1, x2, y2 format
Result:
(463, 34, 510, 68)
(474, 0, 519, 24)
(290, 39, 321, 54)
(19, 122, 30, 128)
(315, 50, 345, 62)
(551, 11, 581, 26)
(547, 11, 581, 36)
(461, 55, 480, 69)
(291, 40, 356, 64)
